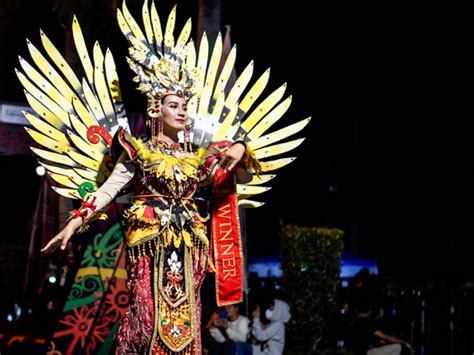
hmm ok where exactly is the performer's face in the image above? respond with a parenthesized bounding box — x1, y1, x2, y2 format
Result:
(161, 94, 188, 135)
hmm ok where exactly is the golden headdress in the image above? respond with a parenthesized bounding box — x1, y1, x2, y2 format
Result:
(117, 1, 199, 102)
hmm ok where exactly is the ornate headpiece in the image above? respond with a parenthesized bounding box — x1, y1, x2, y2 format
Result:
(117, 1, 199, 103)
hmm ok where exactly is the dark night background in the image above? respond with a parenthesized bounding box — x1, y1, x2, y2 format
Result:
(226, 0, 474, 278)
(2, 0, 474, 280)
(225, 0, 474, 278)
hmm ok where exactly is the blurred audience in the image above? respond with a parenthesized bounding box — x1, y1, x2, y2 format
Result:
(345, 301, 415, 355)
(251, 298, 291, 355)
(207, 303, 251, 355)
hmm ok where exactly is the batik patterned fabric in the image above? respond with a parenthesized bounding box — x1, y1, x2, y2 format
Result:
(114, 129, 212, 354)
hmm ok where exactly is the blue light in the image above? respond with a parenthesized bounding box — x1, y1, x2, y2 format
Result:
(248, 252, 378, 279)
(248, 256, 282, 278)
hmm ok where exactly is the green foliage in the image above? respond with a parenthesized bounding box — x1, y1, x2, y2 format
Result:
(281, 226, 344, 351)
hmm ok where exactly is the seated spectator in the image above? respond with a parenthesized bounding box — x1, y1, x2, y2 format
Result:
(208, 303, 251, 355)
(345, 302, 415, 355)
(251, 299, 291, 355)
(343, 268, 384, 319)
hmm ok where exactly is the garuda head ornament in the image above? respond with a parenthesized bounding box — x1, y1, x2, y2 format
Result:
(117, 1, 199, 104)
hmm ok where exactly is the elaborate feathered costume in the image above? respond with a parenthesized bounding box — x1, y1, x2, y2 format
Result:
(17, 1, 310, 353)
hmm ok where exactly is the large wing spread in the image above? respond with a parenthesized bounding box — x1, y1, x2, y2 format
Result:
(188, 29, 311, 208)
(17, 17, 129, 199)
(35, 1, 310, 207)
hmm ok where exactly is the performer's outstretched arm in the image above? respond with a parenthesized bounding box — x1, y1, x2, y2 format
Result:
(41, 161, 135, 253)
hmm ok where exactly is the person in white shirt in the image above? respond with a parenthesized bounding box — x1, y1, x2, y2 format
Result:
(209, 303, 252, 355)
(251, 299, 291, 355)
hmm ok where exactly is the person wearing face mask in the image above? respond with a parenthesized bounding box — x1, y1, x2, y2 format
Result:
(251, 299, 291, 355)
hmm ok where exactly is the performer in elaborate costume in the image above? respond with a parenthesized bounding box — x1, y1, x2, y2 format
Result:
(42, 92, 250, 353)
(18, 1, 310, 353)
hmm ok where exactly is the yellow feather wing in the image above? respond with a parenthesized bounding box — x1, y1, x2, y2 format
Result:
(164, 5, 177, 49)
(48, 172, 80, 189)
(25, 127, 72, 155)
(51, 187, 81, 199)
(40, 162, 90, 185)
(246, 174, 276, 186)
(183, 18, 310, 207)
(238, 200, 265, 208)
(150, 1, 164, 43)
(253, 139, 305, 160)
(248, 118, 311, 150)
(17, 17, 129, 199)
(23, 111, 68, 144)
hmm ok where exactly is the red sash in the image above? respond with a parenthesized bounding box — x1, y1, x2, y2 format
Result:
(211, 167, 243, 306)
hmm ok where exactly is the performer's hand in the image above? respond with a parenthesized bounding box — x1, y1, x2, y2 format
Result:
(219, 143, 246, 172)
(41, 218, 81, 253)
